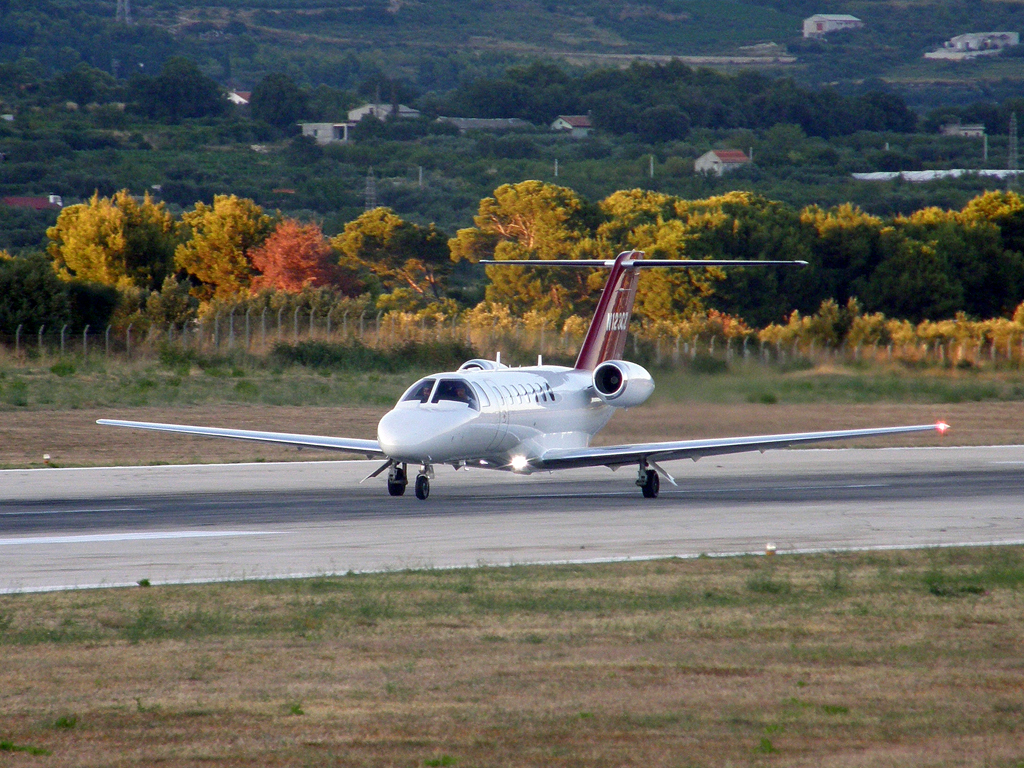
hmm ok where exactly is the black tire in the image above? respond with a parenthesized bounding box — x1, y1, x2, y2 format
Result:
(641, 469, 659, 499)
(415, 474, 430, 500)
(387, 466, 407, 496)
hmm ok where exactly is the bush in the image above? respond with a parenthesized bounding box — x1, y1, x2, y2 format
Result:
(270, 339, 478, 373)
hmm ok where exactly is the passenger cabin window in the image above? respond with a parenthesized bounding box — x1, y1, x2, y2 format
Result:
(432, 379, 479, 410)
(401, 378, 435, 403)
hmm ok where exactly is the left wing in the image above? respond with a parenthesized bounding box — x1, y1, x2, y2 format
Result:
(534, 423, 949, 472)
(97, 419, 384, 458)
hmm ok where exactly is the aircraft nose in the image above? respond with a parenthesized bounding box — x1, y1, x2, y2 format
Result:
(377, 407, 475, 462)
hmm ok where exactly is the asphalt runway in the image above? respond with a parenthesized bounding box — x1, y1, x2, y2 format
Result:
(2, 445, 1024, 592)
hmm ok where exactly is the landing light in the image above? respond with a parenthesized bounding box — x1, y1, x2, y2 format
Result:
(510, 455, 530, 472)
(936, 421, 950, 435)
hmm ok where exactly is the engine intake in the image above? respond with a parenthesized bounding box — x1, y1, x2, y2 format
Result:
(592, 360, 654, 408)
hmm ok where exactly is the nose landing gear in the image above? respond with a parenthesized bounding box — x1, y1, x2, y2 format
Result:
(414, 464, 434, 500)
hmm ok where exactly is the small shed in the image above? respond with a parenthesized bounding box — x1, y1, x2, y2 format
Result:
(802, 14, 863, 38)
(299, 122, 354, 144)
(551, 115, 592, 138)
(694, 150, 751, 176)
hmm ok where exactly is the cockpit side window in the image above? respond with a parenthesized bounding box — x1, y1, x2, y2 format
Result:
(401, 378, 435, 404)
(432, 378, 479, 410)
(471, 382, 490, 408)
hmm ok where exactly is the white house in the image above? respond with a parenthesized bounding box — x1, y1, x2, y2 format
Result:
(940, 123, 986, 138)
(348, 103, 421, 122)
(299, 122, 355, 144)
(925, 32, 1019, 60)
(226, 90, 251, 105)
(551, 115, 592, 138)
(802, 14, 863, 38)
(694, 149, 751, 176)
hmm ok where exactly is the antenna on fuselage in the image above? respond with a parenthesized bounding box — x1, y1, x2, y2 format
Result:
(496, 351, 501, 365)
(538, 354, 543, 366)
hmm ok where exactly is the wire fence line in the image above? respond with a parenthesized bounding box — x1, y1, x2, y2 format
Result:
(4, 312, 1024, 371)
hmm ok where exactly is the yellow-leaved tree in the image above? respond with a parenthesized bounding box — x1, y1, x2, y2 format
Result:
(47, 190, 178, 290)
(175, 195, 275, 302)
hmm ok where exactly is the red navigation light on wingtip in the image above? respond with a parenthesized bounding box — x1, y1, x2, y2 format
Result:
(936, 421, 951, 435)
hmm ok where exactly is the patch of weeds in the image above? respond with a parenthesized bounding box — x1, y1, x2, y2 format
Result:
(233, 380, 258, 398)
(480, 634, 505, 642)
(137, 578, 151, 588)
(688, 354, 728, 375)
(122, 606, 166, 643)
(287, 702, 305, 716)
(4, 380, 28, 406)
(49, 359, 75, 377)
(523, 633, 545, 644)
(53, 714, 77, 729)
(754, 737, 777, 754)
(821, 704, 849, 715)
(924, 569, 986, 597)
(231, 367, 246, 377)
(747, 390, 778, 404)
(0, 740, 51, 756)
(424, 755, 457, 767)
(746, 574, 792, 595)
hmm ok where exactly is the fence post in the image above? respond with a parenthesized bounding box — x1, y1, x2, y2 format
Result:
(261, 308, 267, 349)
(293, 306, 300, 344)
(327, 307, 334, 338)
(277, 307, 284, 342)
(82, 325, 89, 356)
(375, 311, 382, 344)
(38, 325, 45, 355)
(245, 307, 251, 351)
(228, 308, 235, 351)
(214, 313, 220, 350)
(126, 323, 133, 359)
(105, 325, 111, 356)
(59, 324, 67, 355)
(309, 307, 315, 339)
(15, 324, 21, 355)
(359, 311, 366, 339)
(343, 311, 349, 339)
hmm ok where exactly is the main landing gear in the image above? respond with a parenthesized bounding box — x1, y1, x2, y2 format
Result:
(637, 461, 660, 499)
(387, 463, 408, 496)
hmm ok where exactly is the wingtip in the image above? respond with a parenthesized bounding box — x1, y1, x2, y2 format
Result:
(936, 421, 951, 435)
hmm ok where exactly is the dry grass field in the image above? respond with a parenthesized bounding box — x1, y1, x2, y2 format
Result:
(0, 398, 1020, 469)
(3, 549, 1024, 766)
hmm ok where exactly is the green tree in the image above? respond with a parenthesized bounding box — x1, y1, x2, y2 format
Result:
(333, 207, 450, 308)
(0, 252, 72, 332)
(175, 195, 274, 302)
(47, 190, 177, 290)
(132, 57, 225, 122)
(251, 73, 308, 129)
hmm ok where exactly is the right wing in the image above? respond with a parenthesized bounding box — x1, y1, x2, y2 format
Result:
(97, 419, 385, 458)
(534, 423, 949, 472)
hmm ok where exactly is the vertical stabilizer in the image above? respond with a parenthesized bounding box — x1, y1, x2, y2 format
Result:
(574, 251, 642, 370)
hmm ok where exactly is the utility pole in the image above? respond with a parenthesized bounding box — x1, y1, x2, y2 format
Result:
(364, 167, 378, 211)
(115, 0, 132, 24)
(1009, 112, 1019, 188)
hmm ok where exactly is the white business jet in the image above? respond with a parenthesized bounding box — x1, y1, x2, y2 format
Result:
(99, 251, 948, 500)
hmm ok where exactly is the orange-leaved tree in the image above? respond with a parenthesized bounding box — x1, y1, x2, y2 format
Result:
(250, 219, 358, 294)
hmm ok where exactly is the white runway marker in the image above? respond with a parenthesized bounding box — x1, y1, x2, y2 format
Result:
(0, 530, 280, 547)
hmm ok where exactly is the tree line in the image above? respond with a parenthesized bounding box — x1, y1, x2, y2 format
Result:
(2, 182, 1023, 346)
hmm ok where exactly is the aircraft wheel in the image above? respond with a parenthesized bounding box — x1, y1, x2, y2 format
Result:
(415, 474, 430, 500)
(641, 469, 659, 499)
(387, 466, 407, 496)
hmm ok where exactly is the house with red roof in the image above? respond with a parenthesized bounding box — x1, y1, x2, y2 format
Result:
(551, 114, 592, 138)
(694, 149, 751, 176)
(1, 195, 63, 211)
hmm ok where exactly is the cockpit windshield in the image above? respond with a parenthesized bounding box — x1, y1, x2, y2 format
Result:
(400, 378, 435, 404)
(431, 378, 479, 410)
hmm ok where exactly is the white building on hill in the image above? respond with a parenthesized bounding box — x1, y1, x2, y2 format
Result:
(925, 32, 1020, 60)
(802, 14, 863, 38)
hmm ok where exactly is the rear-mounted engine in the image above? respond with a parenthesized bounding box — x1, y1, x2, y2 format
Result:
(592, 360, 654, 407)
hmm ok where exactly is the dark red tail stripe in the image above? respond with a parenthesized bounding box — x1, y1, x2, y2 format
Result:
(574, 251, 642, 370)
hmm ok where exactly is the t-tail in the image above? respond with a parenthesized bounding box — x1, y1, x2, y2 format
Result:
(480, 251, 807, 371)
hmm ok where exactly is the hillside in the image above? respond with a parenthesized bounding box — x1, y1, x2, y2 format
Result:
(2, 0, 1023, 102)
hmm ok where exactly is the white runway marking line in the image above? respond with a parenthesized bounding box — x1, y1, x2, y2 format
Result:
(0, 507, 149, 517)
(0, 530, 282, 546)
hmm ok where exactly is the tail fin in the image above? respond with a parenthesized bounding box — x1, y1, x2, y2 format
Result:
(480, 252, 807, 371)
(574, 250, 641, 370)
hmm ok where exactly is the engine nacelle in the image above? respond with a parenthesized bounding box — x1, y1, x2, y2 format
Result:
(592, 359, 654, 408)
(458, 359, 507, 372)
